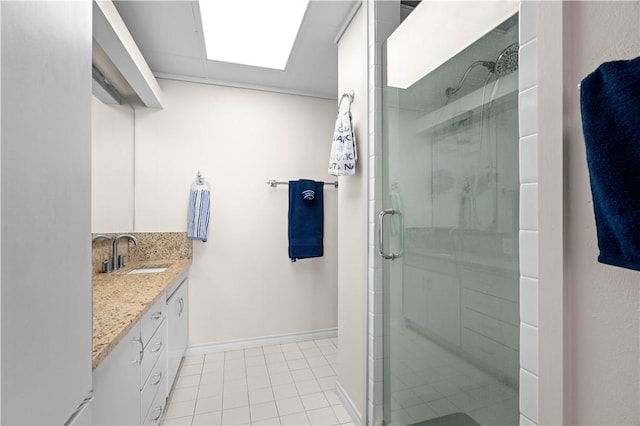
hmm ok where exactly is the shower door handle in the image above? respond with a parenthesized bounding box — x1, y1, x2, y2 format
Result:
(378, 208, 401, 260)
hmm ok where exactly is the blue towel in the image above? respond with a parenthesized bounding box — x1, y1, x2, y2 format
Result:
(288, 180, 324, 261)
(187, 188, 210, 242)
(580, 56, 640, 271)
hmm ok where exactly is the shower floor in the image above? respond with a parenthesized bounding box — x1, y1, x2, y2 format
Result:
(388, 323, 518, 426)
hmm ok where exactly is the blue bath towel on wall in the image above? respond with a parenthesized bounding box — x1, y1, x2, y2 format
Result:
(288, 180, 324, 261)
(580, 56, 640, 271)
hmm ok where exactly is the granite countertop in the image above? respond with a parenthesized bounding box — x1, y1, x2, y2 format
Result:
(92, 259, 191, 370)
(405, 247, 518, 273)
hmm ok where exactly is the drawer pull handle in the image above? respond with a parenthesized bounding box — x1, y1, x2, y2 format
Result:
(151, 340, 163, 353)
(150, 405, 163, 422)
(133, 338, 144, 364)
(151, 311, 162, 320)
(151, 371, 163, 386)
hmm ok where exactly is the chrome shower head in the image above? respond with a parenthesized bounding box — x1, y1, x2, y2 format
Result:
(494, 43, 519, 77)
(444, 43, 519, 99)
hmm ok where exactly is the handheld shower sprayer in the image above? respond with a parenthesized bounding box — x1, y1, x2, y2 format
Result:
(445, 43, 519, 99)
(445, 61, 495, 99)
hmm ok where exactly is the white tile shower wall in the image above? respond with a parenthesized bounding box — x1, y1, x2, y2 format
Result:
(520, 277, 539, 327)
(366, 0, 379, 423)
(520, 369, 539, 423)
(366, 1, 400, 424)
(365, 2, 541, 426)
(518, 1, 539, 424)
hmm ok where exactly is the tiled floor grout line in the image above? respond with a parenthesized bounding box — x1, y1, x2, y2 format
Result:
(243, 350, 251, 425)
(220, 352, 226, 421)
(191, 359, 204, 420)
(266, 348, 283, 423)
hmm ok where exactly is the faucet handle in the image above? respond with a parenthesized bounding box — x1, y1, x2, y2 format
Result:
(92, 234, 113, 243)
(102, 259, 113, 273)
(118, 255, 126, 269)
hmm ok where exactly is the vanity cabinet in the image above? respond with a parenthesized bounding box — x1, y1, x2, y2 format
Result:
(460, 266, 519, 382)
(403, 252, 461, 346)
(93, 296, 168, 425)
(403, 264, 461, 346)
(403, 251, 519, 382)
(93, 323, 142, 425)
(92, 267, 190, 425)
(166, 278, 189, 397)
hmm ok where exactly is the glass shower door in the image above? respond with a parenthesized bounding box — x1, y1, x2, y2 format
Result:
(381, 13, 520, 426)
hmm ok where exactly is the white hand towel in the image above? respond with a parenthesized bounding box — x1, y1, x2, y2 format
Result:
(328, 112, 357, 176)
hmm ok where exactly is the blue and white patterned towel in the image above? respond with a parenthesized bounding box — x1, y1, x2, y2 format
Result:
(328, 112, 357, 176)
(187, 188, 210, 242)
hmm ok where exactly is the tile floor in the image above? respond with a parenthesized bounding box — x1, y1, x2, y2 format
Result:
(161, 337, 354, 426)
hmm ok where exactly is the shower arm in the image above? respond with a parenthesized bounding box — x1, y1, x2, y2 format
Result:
(445, 60, 495, 99)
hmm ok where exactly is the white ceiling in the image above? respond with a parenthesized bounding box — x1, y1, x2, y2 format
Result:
(113, 0, 359, 100)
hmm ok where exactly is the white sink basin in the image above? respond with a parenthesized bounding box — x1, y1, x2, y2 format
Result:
(128, 266, 168, 274)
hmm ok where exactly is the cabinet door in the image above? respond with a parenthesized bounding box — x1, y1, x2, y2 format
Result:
(167, 279, 189, 395)
(402, 266, 427, 328)
(93, 323, 141, 425)
(425, 272, 460, 346)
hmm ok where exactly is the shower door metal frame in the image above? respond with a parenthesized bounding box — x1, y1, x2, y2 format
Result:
(366, 2, 536, 426)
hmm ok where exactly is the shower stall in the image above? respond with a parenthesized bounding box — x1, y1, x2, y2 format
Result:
(379, 8, 520, 426)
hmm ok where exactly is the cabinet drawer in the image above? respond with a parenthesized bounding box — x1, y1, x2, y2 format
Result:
(462, 308, 518, 350)
(404, 252, 456, 275)
(461, 328, 518, 381)
(141, 346, 167, 421)
(460, 267, 518, 302)
(141, 297, 166, 348)
(143, 381, 167, 426)
(463, 288, 518, 325)
(141, 319, 167, 389)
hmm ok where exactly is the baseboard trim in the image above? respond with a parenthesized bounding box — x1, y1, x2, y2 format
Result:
(185, 328, 338, 356)
(336, 381, 362, 426)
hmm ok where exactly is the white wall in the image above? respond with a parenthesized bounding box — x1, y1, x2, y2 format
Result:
(134, 78, 338, 344)
(534, 2, 640, 424)
(91, 96, 134, 233)
(336, 5, 366, 419)
(562, 2, 640, 424)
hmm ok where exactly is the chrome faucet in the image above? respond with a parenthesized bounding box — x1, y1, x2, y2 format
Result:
(92, 235, 115, 273)
(112, 234, 139, 270)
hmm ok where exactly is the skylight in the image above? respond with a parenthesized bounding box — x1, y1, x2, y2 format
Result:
(199, 0, 310, 71)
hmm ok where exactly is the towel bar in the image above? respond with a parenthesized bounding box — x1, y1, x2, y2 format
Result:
(266, 179, 338, 189)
